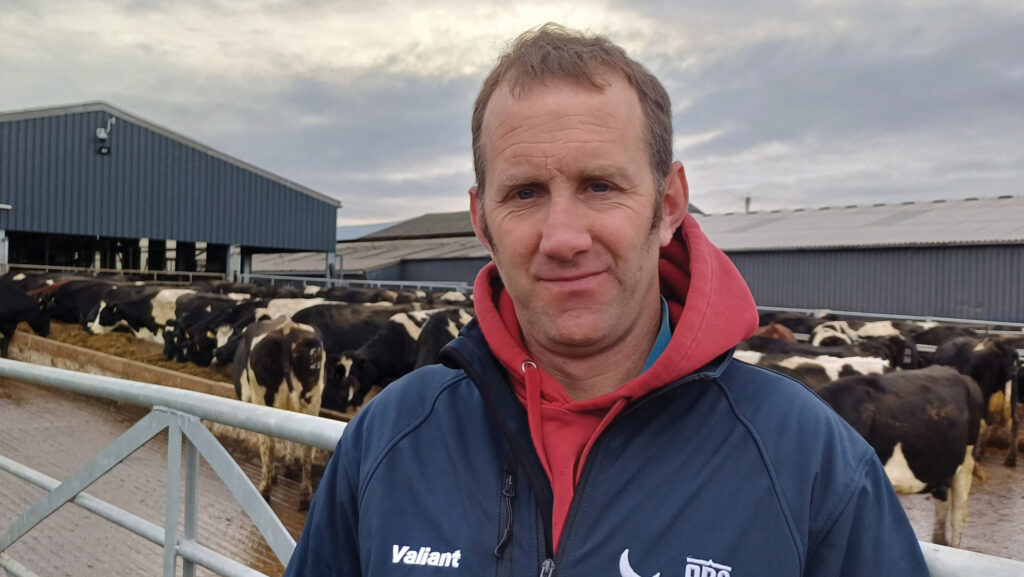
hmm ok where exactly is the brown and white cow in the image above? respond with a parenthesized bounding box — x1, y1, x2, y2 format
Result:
(232, 316, 326, 510)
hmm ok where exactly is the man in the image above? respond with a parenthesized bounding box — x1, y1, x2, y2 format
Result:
(287, 24, 929, 576)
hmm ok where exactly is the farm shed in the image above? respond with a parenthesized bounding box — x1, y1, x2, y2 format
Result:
(0, 102, 340, 278)
(695, 196, 1024, 322)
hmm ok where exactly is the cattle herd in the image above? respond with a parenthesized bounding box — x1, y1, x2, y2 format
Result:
(1, 272, 1021, 546)
(741, 311, 1023, 547)
(0, 271, 473, 508)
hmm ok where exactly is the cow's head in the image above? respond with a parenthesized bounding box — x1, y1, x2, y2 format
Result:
(341, 351, 379, 409)
(96, 302, 123, 330)
(27, 296, 51, 337)
(184, 327, 220, 366)
(162, 320, 180, 359)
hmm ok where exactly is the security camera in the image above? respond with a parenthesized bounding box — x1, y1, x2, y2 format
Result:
(95, 116, 116, 141)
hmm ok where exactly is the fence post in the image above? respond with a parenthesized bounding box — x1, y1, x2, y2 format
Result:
(163, 420, 183, 577)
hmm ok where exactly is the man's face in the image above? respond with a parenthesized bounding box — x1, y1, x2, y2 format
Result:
(471, 75, 686, 358)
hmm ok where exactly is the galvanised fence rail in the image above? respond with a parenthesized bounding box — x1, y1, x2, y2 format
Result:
(0, 358, 343, 577)
(1, 359, 1024, 576)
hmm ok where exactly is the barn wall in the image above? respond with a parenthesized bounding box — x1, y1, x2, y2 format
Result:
(0, 109, 337, 252)
(365, 258, 490, 285)
(728, 245, 1024, 322)
(400, 259, 490, 285)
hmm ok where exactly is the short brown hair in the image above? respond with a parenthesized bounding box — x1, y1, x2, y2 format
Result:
(471, 23, 673, 196)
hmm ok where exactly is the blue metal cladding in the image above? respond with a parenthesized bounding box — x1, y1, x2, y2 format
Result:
(0, 108, 337, 252)
(727, 245, 1024, 322)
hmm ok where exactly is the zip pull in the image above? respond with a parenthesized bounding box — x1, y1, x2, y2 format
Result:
(539, 558, 555, 577)
(493, 469, 516, 556)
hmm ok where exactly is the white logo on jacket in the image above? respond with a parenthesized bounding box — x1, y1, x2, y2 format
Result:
(392, 544, 462, 568)
(619, 549, 732, 577)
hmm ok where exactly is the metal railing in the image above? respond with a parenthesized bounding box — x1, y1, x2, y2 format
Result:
(7, 263, 226, 285)
(242, 273, 469, 293)
(0, 358, 343, 577)
(2, 359, 1024, 576)
(757, 305, 1024, 330)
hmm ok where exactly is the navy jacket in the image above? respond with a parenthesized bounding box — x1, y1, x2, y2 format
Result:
(286, 321, 929, 576)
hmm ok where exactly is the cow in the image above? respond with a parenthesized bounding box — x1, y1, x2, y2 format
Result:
(253, 298, 326, 322)
(50, 279, 123, 326)
(816, 366, 984, 547)
(933, 336, 1019, 466)
(232, 317, 326, 510)
(751, 322, 796, 343)
(291, 303, 420, 411)
(0, 279, 51, 356)
(161, 293, 252, 361)
(738, 337, 900, 368)
(181, 298, 268, 366)
(208, 298, 330, 365)
(93, 287, 196, 343)
(320, 286, 382, 303)
(757, 311, 826, 335)
(341, 308, 466, 410)
(413, 308, 476, 369)
(733, 350, 890, 389)
(810, 320, 861, 346)
(913, 325, 980, 366)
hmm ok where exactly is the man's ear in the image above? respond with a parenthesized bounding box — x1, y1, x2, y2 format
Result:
(469, 186, 493, 253)
(658, 161, 690, 247)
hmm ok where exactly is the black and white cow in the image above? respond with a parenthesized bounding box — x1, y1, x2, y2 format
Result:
(232, 317, 325, 510)
(733, 350, 890, 389)
(341, 308, 469, 410)
(179, 299, 269, 366)
(738, 337, 900, 368)
(810, 320, 861, 346)
(0, 279, 51, 356)
(50, 279, 123, 326)
(756, 311, 825, 335)
(92, 287, 196, 342)
(413, 307, 475, 369)
(162, 293, 251, 361)
(913, 325, 980, 366)
(816, 366, 984, 547)
(933, 336, 1019, 466)
(290, 303, 419, 411)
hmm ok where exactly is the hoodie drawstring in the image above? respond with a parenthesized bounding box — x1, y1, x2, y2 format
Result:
(522, 360, 555, 482)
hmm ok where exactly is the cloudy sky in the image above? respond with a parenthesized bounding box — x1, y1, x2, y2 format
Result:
(1, 0, 1021, 223)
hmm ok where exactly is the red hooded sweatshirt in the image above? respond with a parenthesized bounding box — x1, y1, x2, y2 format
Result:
(472, 215, 759, 550)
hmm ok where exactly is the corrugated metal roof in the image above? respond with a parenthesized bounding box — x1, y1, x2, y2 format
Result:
(362, 212, 475, 240)
(695, 196, 1024, 251)
(252, 237, 489, 273)
(0, 102, 341, 208)
(336, 220, 407, 241)
(339, 237, 488, 271)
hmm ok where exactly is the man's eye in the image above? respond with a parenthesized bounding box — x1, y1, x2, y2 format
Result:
(516, 189, 536, 200)
(590, 182, 610, 194)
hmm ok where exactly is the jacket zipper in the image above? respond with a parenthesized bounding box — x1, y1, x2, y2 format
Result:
(548, 374, 711, 576)
(494, 456, 516, 577)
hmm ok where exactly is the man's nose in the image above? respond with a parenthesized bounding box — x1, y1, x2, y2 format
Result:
(538, 194, 592, 261)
